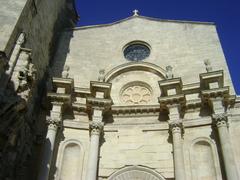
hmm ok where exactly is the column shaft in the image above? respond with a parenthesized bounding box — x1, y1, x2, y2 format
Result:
(38, 125, 57, 180)
(86, 121, 103, 180)
(217, 123, 239, 180)
(86, 133, 100, 180)
(172, 128, 186, 180)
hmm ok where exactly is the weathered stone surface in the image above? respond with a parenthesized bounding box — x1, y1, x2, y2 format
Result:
(49, 15, 240, 180)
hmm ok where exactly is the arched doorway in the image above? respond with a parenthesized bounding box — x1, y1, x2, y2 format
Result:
(108, 166, 166, 180)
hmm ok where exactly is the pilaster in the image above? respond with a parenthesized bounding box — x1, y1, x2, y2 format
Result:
(38, 102, 63, 180)
(159, 77, 186, 180)
(86, 80, 112, 180)
(200, 70, 239, 180)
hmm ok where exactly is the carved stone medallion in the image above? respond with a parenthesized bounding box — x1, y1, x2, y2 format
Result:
(120, 82, 152, 105)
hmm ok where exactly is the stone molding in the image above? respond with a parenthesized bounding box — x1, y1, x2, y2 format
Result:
(104, 61, 166, 82)
(89, 121, 104, 135)
(212, 113, 228, 128)
(86, 97, 112, 110)
(46, 68, 240, 123)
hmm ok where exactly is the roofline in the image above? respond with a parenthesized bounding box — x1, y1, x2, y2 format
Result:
(70, 15, 215, 31)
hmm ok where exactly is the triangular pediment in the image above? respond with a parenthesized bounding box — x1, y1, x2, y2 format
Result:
(73, 14, 214, 31)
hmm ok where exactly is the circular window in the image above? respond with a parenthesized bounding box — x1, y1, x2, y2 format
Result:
(123, 42, 150, 61)
(120, 82, 152, 105)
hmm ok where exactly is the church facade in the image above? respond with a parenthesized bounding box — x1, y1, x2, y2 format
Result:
(0, 1, 240, 180)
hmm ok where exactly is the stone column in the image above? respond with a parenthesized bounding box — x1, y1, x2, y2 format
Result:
(38, 103, 63, 180)
(213, 113, 239, 180)
(86, 121, 103, 180)
(169, 119, 186, 180)
(167, 105, 185, 180)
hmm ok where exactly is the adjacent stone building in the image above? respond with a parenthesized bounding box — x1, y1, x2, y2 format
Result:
(0, 1, 240, 180)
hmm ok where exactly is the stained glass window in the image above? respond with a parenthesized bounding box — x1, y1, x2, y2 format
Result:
(124, 43, 150, 61)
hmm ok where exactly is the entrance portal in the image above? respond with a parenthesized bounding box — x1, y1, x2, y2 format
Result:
(108, 166, 166, 180)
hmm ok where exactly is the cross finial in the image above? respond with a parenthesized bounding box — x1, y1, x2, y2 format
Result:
(133, 9, 139, 16)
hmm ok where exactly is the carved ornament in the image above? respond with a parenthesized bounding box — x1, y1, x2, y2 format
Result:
(212, 113, 228, 128)
(121, 83, 152, 105)
(46, 117, 61, 129)
(169, 119, 184, 134)
(89, 121, 104, 135)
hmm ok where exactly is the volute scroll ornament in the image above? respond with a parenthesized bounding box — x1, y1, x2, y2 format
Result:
(169, 119, 184, 134)
(89, 121, 104, 135)
(46, 117, 61, 129)
(212, 113, 228, 128)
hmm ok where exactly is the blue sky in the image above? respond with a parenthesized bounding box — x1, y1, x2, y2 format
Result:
(75, 0, 239, 94)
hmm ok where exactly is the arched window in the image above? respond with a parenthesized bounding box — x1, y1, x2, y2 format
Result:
(108, 165, 166, 180)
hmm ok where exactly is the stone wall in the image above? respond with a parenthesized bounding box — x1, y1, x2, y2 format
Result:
(52, 16, 235, 95)
(47, 14, 240, 180)
(0, 0, 78, 179)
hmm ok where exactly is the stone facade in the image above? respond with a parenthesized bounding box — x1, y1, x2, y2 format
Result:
(1, 2, 240, 180)
(44, 12, 240, 180)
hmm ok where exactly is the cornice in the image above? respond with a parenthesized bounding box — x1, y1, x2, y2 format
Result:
(70, 15, 214, 32)
(112, 104, 160, 116)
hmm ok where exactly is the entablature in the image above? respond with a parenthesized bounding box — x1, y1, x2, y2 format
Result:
(46, 65, 238, 125)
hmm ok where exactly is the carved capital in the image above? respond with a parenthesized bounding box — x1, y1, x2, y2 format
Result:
(46, 117, 61, 129)
(169, 120, 184, 134)
(212, 113, 228, 128)
(89, 121, 104, 135)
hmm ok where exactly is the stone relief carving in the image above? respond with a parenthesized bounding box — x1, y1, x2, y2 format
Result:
(168, 119, 184, 134)
(46, 116, 61, 129)
(212, 113, 228, 127)
(62, 65, 70, 78)
(89, 121, 104, 135)
(108, 165, 166, 180)
(204, 59, 213, 72)
(166, 65, 173, 79)
(17, 61, 37, 100)
(98, 69, 105, 82)
(120, 82, 152, 105)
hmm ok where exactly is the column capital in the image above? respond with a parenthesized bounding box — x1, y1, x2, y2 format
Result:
(169, 119, 184, 134)
(46, 117, 61, 129)
(89, 121, 104, 135)
(212, 113, 228, 128)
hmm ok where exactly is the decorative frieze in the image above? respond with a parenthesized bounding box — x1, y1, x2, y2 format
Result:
(86, 97, 112, 109)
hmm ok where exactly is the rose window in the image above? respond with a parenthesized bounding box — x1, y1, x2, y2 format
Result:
(121, 83, 152, 105)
